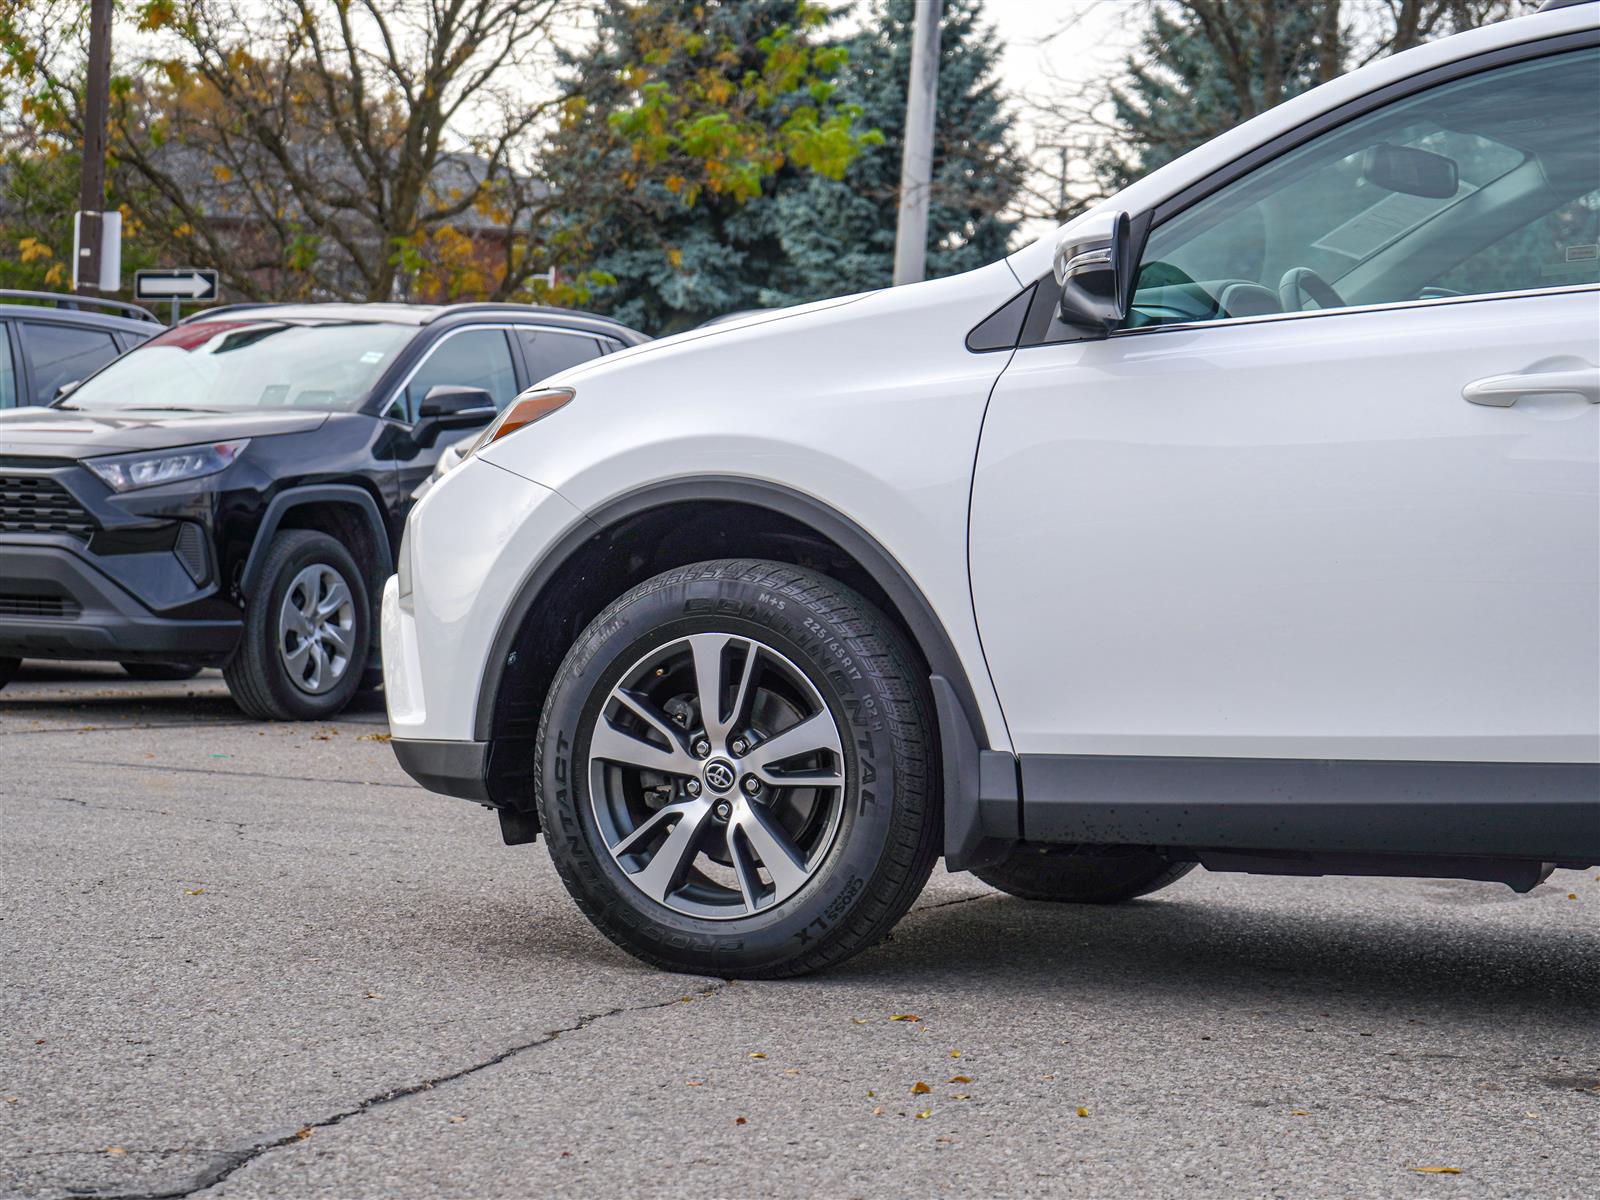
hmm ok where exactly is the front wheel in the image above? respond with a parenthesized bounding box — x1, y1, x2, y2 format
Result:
(223, 530, 370, 721)
(974, 846, 1195, 903)
(536, 559, 939, 978)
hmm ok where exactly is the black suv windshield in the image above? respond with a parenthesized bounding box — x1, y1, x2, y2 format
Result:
(58, 320, 414, 413)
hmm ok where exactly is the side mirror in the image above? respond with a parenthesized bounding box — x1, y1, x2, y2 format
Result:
(54, 380, 82, 401)
(419, 385, 496, 423)
(1054, 210, 1133, 337)
(1362, 142, 1458, 199)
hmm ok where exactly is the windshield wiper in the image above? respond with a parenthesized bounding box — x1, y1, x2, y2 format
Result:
(118, 406, 226, 414)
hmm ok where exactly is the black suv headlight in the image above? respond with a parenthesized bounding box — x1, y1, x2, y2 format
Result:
(85, 440, 249, 493)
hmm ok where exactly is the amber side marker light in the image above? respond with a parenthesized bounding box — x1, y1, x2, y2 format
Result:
(470, 387, 576, 456)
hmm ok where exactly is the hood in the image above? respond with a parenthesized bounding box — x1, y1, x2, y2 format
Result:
(0, 408, 329, 460)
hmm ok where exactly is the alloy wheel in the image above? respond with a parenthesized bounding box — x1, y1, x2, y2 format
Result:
(277, 563, 357, 695)
(587, 632, 847, 920)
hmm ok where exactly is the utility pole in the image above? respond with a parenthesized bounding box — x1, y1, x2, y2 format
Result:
(892, 0, 942, 286)
(75, 0, 114, 296)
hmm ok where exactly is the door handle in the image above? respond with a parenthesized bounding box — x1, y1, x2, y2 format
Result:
(1463, 367, 1600, 407)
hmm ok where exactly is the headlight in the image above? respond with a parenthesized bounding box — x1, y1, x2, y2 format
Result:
(86, 440, 249, 493)
(468, 387, 575, 458)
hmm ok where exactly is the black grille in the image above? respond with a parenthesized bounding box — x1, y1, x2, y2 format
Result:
(0, 593, 81, 619)
(0, 475, 97, 541)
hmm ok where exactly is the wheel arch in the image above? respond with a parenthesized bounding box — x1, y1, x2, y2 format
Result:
(238, 484, 393, 612)
(475, 478, 996, 807)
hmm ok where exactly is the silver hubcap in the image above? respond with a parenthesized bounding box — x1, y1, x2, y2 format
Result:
(277, 563, 356, 695)
(588, 632, 847, 920)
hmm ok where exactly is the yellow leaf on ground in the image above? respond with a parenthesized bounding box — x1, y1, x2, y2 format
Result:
(1076, 1107, 1090, 1118)
(1410, 1167, 1461, 1174)
(949, 1075, 971, 1084)
(911, 1081, 931, 1095)
(748, 1052, 766, 1059)
(914, 1109, 932, 1119)
(890, 1014, 921, 1022)
(105, 1147, 126, 1155)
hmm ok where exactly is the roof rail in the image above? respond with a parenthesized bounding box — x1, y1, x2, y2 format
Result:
(431, 301, 648, 340)
(0, 289, 162, 324)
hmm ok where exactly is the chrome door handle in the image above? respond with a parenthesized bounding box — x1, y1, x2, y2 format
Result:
(1463, 367, 1600, 407)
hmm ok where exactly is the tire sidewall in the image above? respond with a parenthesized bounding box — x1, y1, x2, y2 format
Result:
(250, 532, 370, 719)
(540, 566, 903, 973)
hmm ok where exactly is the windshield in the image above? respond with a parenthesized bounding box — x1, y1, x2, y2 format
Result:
(57, 320, 415, 413)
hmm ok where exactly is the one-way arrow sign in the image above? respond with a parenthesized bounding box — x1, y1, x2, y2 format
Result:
(134, 268, 219, 303)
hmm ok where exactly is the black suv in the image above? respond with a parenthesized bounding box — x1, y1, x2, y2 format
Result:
(0, 301, 647, 718)
(0, 290, 161, 409)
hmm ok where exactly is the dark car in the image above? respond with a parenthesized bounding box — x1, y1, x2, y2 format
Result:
(0, 291, 161, 409)
(0, 301, 648, 718)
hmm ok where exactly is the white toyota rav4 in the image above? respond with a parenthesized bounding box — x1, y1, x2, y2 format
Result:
(384, 2, 1600, 977)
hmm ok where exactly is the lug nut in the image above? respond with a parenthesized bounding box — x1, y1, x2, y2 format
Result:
(693, 738, 711, 758)
(730, 737, 749, 756)
(685, 779, 701, 796)
(742, 775, 762, 796)
(713, 800, 732, 821)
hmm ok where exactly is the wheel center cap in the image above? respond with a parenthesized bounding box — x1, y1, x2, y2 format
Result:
(702, 758, 737, 794)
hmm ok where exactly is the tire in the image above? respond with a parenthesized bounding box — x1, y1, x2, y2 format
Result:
(536, 559, 939, 978)
(0, 657, 19, 690)
(120, 663, 202, 682)
(974, 846, 1195, 904)
(223, 529, 370, 721)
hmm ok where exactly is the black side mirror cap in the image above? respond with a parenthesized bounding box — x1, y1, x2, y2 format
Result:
(1054, 210, 1133, 337)
(418, 385, 496, 422)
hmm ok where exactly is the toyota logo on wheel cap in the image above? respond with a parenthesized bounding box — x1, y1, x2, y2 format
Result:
(703, 759, 737, 793)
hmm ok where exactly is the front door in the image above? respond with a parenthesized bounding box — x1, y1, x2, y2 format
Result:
(970, 46, 1599, 778)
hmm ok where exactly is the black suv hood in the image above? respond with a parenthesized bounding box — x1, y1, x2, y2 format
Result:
(0, 408, 329, 459)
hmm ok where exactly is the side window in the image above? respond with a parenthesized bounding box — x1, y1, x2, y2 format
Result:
(0, 325, 17, 408)
(515, 329, 604, 384)
(1126, 48, 1600, 330)
(21, 323, 120, 404)
(401, 328, 518, 420)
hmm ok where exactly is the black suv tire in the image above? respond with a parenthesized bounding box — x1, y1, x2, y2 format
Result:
(0, 657, 19, 690)
(224, 529, 370, 721)
(974, 846, 1195, 903)
(121, 663, 202, 682)
(536, 559, 940, 978)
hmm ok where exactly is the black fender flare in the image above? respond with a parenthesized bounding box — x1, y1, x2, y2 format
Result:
(239, 484, 393, 598)
(473, 476, 996, 750)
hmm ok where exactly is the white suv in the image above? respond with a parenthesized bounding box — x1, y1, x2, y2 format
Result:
(384, 3, 1599, 977)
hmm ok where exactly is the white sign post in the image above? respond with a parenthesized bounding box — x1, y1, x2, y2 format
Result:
(71, 209, 122, 293)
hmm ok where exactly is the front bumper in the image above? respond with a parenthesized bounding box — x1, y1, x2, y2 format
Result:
(0, 542, 240, 664)
(381, 460, 587, 801)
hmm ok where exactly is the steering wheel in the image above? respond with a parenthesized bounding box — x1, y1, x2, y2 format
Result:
(1278, 266, 1347, 313)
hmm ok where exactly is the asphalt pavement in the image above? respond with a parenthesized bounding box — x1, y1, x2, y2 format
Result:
(2, 661, 1596, 1199)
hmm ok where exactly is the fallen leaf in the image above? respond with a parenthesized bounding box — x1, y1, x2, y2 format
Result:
(1290, 1110, 1309, 1117)
(105, 1147, 126, 1155)
(914, 1109, 932, 1119)
(782, 1068, 800, 1076)
(363, 992, 383, 1000)
(734, 1116, 747, 1126)
(748, 1052, 766, 1059)
(851, 1018, 868, 1025)
(890, 1014, 921, 1022)
(183, 888, 205, 896)
(871, 1105, 885, 1117)
(448, 1115, 466, 1123)
(949, 1075, 971, 1084)
(866, 1090, 875, 1098)
(1569, 893, 1578, 900)
(911, 1081, 931, 1095)
(1409, 1167, 1461, 1175)
(1076, 1107, 1090, 1118)
(295, 1127, 313, 1140)
(686, 1080, 703, 1087)
(949, 1050, 961, 1058)
(358, 732, 392, 743)
(3, 1097, 16, 1104)
(951, 1093, 972, 1101)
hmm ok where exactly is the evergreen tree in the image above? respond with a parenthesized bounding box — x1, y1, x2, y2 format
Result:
(541, 0, 875, 333)
(767, 0, 1021, 305)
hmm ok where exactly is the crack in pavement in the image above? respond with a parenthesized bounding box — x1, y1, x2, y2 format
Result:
(58, 760, 419, 792)
(69, 980, 733, 1200)
(912, 891, 999, 913)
